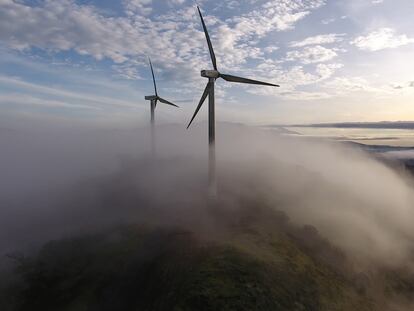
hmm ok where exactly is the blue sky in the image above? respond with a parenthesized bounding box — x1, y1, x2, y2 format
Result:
(1, 0, 414, 129)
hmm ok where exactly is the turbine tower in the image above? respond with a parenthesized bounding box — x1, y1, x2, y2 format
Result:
(187, 6, 280, 197)
(145, 58, 179, 155)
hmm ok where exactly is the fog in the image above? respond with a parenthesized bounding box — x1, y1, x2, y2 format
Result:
(1, 122, 414, 271)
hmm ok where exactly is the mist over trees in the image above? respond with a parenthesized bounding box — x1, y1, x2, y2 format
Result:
(1, 122, 414, 310)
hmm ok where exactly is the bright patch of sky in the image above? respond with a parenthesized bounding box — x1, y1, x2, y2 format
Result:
(1, 0, 414, 128)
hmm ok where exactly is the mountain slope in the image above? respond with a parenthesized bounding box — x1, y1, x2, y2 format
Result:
(1, 204, 379, 311)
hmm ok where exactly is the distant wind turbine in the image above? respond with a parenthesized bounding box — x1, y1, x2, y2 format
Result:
(145, 58, 179, 154)
(187, 6, 280, 196)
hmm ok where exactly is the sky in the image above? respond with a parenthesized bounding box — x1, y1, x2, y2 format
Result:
(1, 0, 414, 129)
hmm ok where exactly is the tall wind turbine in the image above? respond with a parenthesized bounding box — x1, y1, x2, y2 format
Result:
(187, 6, 280, 196)
(145, 58, 179, 155)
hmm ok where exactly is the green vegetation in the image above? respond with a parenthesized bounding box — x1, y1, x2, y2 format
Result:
(1, 205, 410, 310)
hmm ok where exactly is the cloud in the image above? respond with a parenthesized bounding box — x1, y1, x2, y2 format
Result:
(351, 28, 414, 51)
(0, 93, 98, 110)
(2, 123, 414, 270)
(391, 80, 414, 90)
(321, 18, 335, 25)
(203, 0, 327, 70)
(234, 0, 326, 33)
(0, 75, 138, 109)
(285, 45, 338, 64)
(248, 62, 343, 99)
(289, 34, 345, 47)
(124, 0, 153, 15)
(264, 46, 279, 53)
(167, 0, 186, 5)
(0, 0, 328, 94)
(0, 0, 326, 67)
(278, 90, 332, 100)
(315, 63, 343, 79)
(323, 76, 390, 96)
(0, 0, 140, 63)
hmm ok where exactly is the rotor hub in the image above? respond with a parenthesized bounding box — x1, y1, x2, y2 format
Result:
(201, 70, 220, 79)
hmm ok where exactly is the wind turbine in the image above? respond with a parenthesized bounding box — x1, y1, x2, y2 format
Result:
(187, 6, 280, 197)
(145, 58, 179, 155)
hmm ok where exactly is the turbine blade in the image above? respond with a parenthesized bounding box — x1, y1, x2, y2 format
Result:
(154, 98, 158, 108)
(220, 74, 280, 87)
(158, 97, 179, 108)
(197, 6, 217, 71)
(149, 57, 158, 96)
(187, 82, 211, 129)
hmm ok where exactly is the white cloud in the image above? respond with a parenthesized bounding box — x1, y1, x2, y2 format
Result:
(167, 0, 186, 5)
(351, 28, 414, 51)
(204, 0, 327, 69)
(289, 34, 344, 47)
(0, 0, 340, 107)
(323, 77, 390, 96)
(0, 93, 98, 110)
(264, 46, 279, 53)
(280, 90, 331, 100)
(124, 0, 153, 15)
(325, 77, 370, 92)
(315, 63, 344, 80)
(248, 60, 343, 100)
(321, 18, 335, 25)
(391, 81, 414, 90)
(234, 0, 326, 34)
(0, 75, 138, 108)
(0, 0, 142, 63)
(285, 45, 338, 64)
(0, 0, 327, 75)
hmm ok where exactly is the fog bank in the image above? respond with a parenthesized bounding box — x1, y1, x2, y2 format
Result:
(1, 122, 414, 269)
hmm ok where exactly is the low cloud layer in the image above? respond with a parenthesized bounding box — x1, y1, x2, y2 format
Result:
(1, 123, 414, 272)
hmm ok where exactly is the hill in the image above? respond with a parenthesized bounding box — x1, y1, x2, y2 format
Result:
(0, 202, 395, 311)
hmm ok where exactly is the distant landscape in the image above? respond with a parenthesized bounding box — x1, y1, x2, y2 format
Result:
(289, 121, 414, 129)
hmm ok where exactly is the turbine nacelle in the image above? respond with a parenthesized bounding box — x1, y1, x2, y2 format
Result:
(145, 95, 157, 101)
(201, 70, 220, 79)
